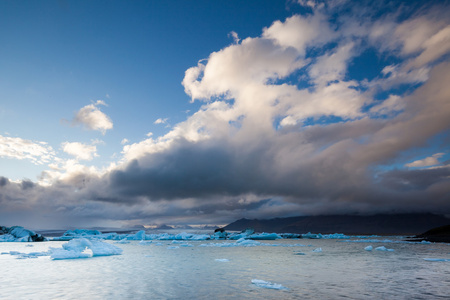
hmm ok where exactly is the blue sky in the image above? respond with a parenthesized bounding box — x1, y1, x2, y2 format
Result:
(1, 0, 449, 229)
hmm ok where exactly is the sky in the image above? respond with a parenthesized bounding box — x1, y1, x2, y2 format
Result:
(1, 0, 450, 229)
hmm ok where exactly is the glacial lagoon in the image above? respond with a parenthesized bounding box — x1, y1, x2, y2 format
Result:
(1, 230, 449, 299)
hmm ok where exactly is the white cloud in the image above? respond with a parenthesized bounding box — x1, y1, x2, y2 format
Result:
(121, 138, 129, 145)
(0, 134, 55, 165)
(406, 153, 445, 168)
(72, 100, 113, 135)
(308, 42, 355, 85)
(228, 31, 240, 44)
(154, 118, 169, 125)
(262, 14, 334, 55)
(62, 142, 98, 161)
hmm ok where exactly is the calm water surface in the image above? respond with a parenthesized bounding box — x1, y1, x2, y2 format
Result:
(1, 238, 449, 299)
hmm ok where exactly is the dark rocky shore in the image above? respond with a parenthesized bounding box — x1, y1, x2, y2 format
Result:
(408, 225, 450, 243)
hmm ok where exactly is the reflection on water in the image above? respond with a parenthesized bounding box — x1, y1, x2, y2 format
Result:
(1, 238, 449, 299)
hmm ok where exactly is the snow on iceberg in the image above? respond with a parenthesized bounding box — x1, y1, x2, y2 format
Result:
(251, 279, 288, 290)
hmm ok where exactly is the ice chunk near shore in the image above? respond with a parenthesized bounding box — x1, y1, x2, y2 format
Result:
(0, 226, 46, 242)
(251, 279, 288, 290)
(365, 245, 373, 251)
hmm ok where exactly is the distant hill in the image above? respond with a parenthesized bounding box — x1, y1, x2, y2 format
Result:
(414, 224, 450, 243)
(223, 214, 450, 235)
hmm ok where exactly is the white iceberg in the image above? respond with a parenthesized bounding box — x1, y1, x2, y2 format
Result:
(364, 245, 373, 251)
(215, 258, 230, 262)
(251, 279, 288, 290)
(375, 246, 394, 252)
(51, 249, 91, 260)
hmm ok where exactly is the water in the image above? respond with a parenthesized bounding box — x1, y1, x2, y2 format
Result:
(1, 238, 449, 299)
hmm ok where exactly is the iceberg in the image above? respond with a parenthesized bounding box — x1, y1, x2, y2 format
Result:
(364, 245, 373, 251)
(50, 238, 123, 260)
(302, 232, 323, 239)
(423, 258, 450, 262)
(251, 279, 288, 290)
(312, 247, 322, 252)
(375, 246, 394, 252)
(51, 249, 91, 260)
(247, 233, 281, 240)
(215, 258, 230, 262)
(0, 226, 46, 242)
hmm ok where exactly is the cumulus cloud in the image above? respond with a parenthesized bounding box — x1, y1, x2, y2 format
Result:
(62, 142, 99, 161)
(0, 134, 55, 165)
(1, 1, 450, 228)
(72, 100, 113, 134)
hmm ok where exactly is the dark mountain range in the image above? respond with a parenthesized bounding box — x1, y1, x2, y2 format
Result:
(223, 214, 450, 235)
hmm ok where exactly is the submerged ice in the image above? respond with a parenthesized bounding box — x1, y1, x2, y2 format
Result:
(251, 279, 288, 290)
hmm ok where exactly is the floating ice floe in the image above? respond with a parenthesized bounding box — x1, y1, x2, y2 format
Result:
(312, 248, 322, 252)
(251, 279, 288, 290)
(215, 258, 230, 262)
(167, 246, 179, 249)
(50, 238, 123, 260)
(114, 238, 131, 244)
(341, 239, 431, 245)
(364, 245, 373, 251)
(139, 240, 153, 245)
(374, 246, 394, 252)
(423, 258, 450, 262)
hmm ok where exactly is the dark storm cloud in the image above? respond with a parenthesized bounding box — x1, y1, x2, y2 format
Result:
(104, 62, 450, 216)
